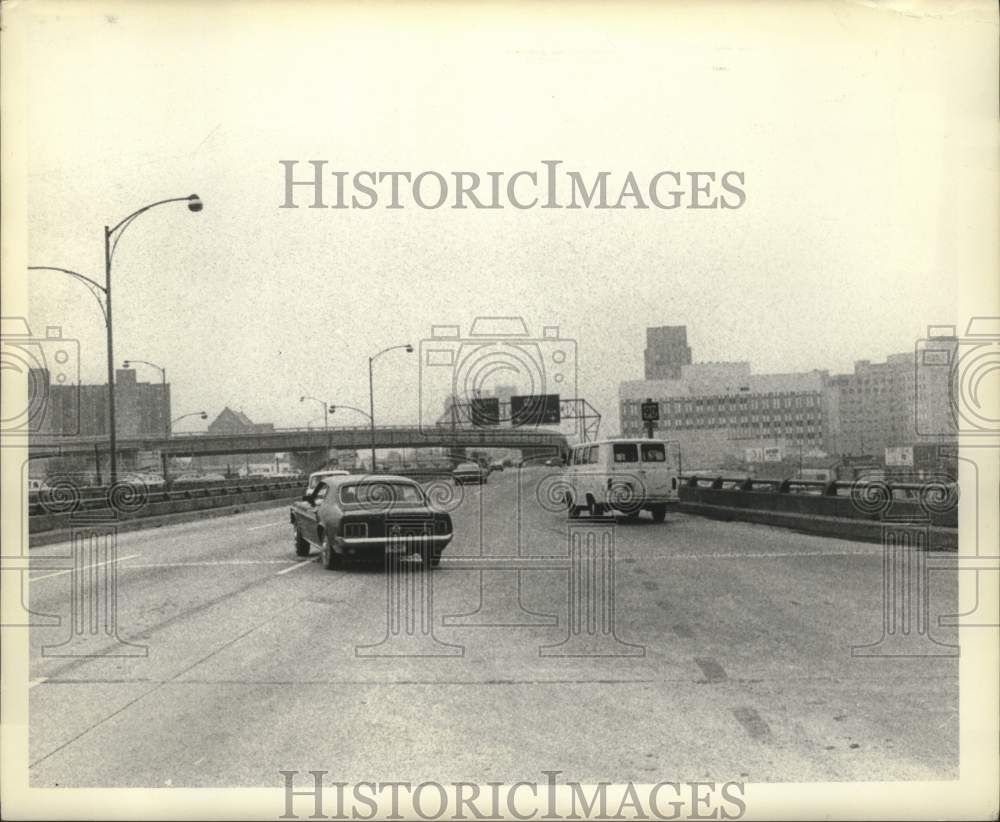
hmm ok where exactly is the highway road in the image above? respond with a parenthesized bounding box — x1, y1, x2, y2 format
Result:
(27, 468, 958, 787)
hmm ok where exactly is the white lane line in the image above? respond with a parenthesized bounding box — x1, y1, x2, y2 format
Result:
(276, 559, 313, 576)
(128, 560, 295, 568)
(31, 553, 141, 582)
(248, 521, 286, 531)
(29, 677, 48, 689)
(643, 549, 878, 560)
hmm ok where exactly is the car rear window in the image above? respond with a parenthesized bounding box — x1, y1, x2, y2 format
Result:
(340, 482, 425, 505)
(641, 443, 666, 462)
(613, 443, 639, 463)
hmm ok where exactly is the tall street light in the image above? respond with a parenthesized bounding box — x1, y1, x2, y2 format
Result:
(330, 404, 371, 423)
(299, 395, 333, 430)
(29, 193, 203, 484)
(301, 395, 335, 468)
(172, 411, 208, 426)
(122, 358, 168, 438)
(368, 344, 413, 473)
(166, 411, 207, 479)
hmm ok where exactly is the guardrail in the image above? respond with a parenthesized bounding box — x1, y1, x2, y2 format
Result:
(677, 474, 957, 547)
(681, 473, 956, 501)
(30, 423, 567, 444)
(27, 477, 307, 539)
(27, 477, 304, 512)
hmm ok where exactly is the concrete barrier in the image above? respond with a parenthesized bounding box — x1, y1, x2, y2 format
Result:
(29, 481, 303, 536)
(678, 479, 957, 550)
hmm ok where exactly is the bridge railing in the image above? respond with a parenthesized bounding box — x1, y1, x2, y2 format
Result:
(29, 424, 567, 444)
(26, 477, 306, 517)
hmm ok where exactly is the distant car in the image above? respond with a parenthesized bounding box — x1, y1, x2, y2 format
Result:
(172, 473, 226, 486)
(124, 472, 166, 489)
(489, 461, 504, 473)
(453, 462, 487, 485)
(289, 474, 453, 569)
(306, 469, 350, 492)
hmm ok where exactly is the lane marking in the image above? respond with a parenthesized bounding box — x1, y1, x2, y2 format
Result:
(732, 706, 772, 741)
(31, 553, 141, 582)
(277, 559, 313, 576)
(29, 677, 48, 689)
(695, 657, 728, 684)
(29, 570, 357, 770)
(127, 560, 296, 568)
(248, 521, 286, 531)
(646, 549, 880, 560)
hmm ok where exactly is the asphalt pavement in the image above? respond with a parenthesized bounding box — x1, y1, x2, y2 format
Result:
(26, 468, 959, 786)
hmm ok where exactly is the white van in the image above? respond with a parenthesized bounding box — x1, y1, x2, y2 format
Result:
(563, 438, 680, 522)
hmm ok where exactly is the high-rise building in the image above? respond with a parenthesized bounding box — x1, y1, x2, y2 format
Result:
(29, 367, 171, 438)
(620, 332, 959, 472)
(621, 362, 834, 468)
(644, 326, 692, 380)
(828, 338, 958, 457)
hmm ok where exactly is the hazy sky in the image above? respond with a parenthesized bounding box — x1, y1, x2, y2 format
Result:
(15, 1, 996, 435)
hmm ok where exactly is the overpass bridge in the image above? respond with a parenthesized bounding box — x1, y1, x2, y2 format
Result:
(28, 425, 569, 461)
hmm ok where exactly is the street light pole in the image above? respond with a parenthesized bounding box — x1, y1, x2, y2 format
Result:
(368, 343, 413, 474)
(104, 226, 118, 483)
(122, 359, 168, 437)
(172, 411, 208, 426)
(165, 410, 207, 481)
(368, 357, 375, 472)
(330, 404, 371, 422)
(300, 395, 334, 468)
(30, 193, 202, 485)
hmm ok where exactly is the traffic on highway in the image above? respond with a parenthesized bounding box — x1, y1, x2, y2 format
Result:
(24, 460, 960, 791)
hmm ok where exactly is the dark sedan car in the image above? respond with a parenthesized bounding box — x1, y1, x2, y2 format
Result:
(289, 475, 453, 569)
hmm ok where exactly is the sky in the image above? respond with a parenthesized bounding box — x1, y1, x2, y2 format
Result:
(12, 0, 997, 436)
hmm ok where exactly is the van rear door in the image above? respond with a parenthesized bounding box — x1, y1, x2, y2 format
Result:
(638, 441, 676, 499)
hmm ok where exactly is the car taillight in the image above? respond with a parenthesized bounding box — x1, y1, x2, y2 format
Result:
(343, 522, 368, 539)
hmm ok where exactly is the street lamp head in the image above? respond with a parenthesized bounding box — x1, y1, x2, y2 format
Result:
(199, 412, 208, 420)
(122, 360, 131, 368)
(187, 194, 203, 213)
(299, 396, 306, 403)
(404, 344, 414, 353)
